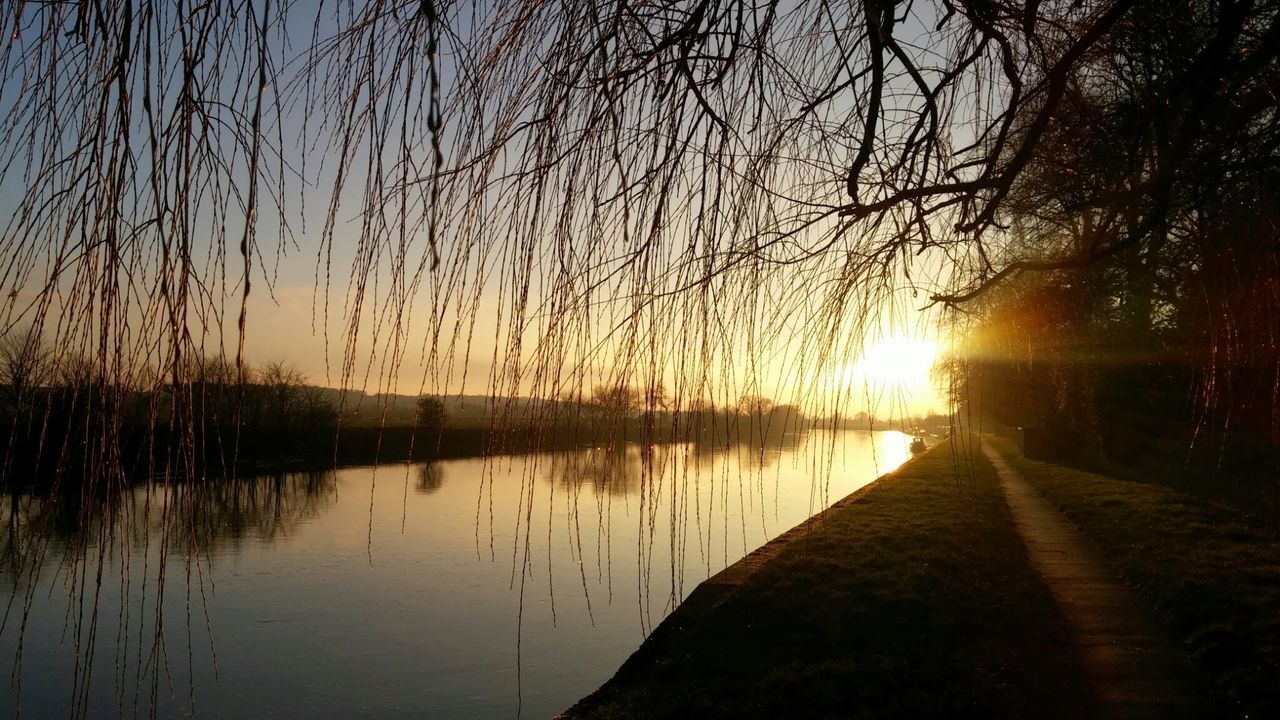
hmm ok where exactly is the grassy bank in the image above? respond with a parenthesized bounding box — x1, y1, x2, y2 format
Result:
(991, 437, 1280, 717)
(563, 443, 1096, 719)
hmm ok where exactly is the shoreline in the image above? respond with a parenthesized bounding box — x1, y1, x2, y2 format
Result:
(553, 437, 1268, 718)
(556, 463, 897, 718)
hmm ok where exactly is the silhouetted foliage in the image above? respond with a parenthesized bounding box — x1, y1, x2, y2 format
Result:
(415, 395, 446, 433)
(942, 0, 1280, 508)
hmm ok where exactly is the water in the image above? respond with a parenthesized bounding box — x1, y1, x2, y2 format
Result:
(0, 430, 912, 718)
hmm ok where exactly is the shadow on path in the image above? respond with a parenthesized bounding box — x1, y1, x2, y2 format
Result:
(982, 439, 1222, 719)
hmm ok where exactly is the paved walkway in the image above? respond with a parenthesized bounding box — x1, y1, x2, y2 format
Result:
(981, 440, 1219, 719)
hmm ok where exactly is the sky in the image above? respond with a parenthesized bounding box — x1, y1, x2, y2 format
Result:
(0, 1, 952, 417)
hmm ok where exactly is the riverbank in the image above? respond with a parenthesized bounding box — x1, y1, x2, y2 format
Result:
(562, 436, 1275, 718)
(560, 441, 1100, 718)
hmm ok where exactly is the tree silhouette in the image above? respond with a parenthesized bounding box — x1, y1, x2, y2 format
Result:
(1, 0, 1276, 454)
(944, 1, 1280, 484)
(415, 394, 446, 433)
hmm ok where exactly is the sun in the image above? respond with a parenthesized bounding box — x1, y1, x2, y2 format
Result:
(830, 336, 941, 411)
(855, 337, 938, 388)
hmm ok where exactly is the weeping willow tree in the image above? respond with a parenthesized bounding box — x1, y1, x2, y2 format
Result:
(2, 0, 1279, 715)
(4, 0, 1273, 456)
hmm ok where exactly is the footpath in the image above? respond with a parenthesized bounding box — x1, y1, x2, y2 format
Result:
(981, 440, 1217, 719)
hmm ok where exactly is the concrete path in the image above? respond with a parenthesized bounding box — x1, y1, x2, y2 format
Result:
(981, 440, 1219, 719)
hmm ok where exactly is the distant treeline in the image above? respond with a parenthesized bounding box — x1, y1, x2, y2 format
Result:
(0, 345, 346, 487)
(0, 340, 849, 488)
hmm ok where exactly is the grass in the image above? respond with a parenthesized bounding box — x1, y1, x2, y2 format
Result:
(988, 436, 1280, 718)
(563, 442, 1096, 719)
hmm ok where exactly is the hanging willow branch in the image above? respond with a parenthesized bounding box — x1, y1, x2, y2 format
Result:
(1, 0, 1277, 461)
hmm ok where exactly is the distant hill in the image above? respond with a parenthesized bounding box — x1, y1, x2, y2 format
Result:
(325, 390, 572, 429)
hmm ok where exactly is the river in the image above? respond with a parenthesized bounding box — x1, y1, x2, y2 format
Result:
(0, 429, 912, 718)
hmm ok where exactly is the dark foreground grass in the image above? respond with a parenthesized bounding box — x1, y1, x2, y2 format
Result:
(563, 443, 1096, 719)
(991, 437, 1280, 717)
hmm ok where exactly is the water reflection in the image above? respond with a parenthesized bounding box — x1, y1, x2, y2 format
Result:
(550, 444, 655, 496)
(0, 430, 913, 719)
(550, 433, 813, 498)
(0, 433, 900, 554)
(1, 471, 339, 576)
(415, 462, 445, 494)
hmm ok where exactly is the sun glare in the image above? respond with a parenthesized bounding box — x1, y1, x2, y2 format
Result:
(830, 336, 942, 413)
(857, 337, 938, 388)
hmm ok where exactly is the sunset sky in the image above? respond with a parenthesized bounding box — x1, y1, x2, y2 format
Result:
(0, 2, 955, 418)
